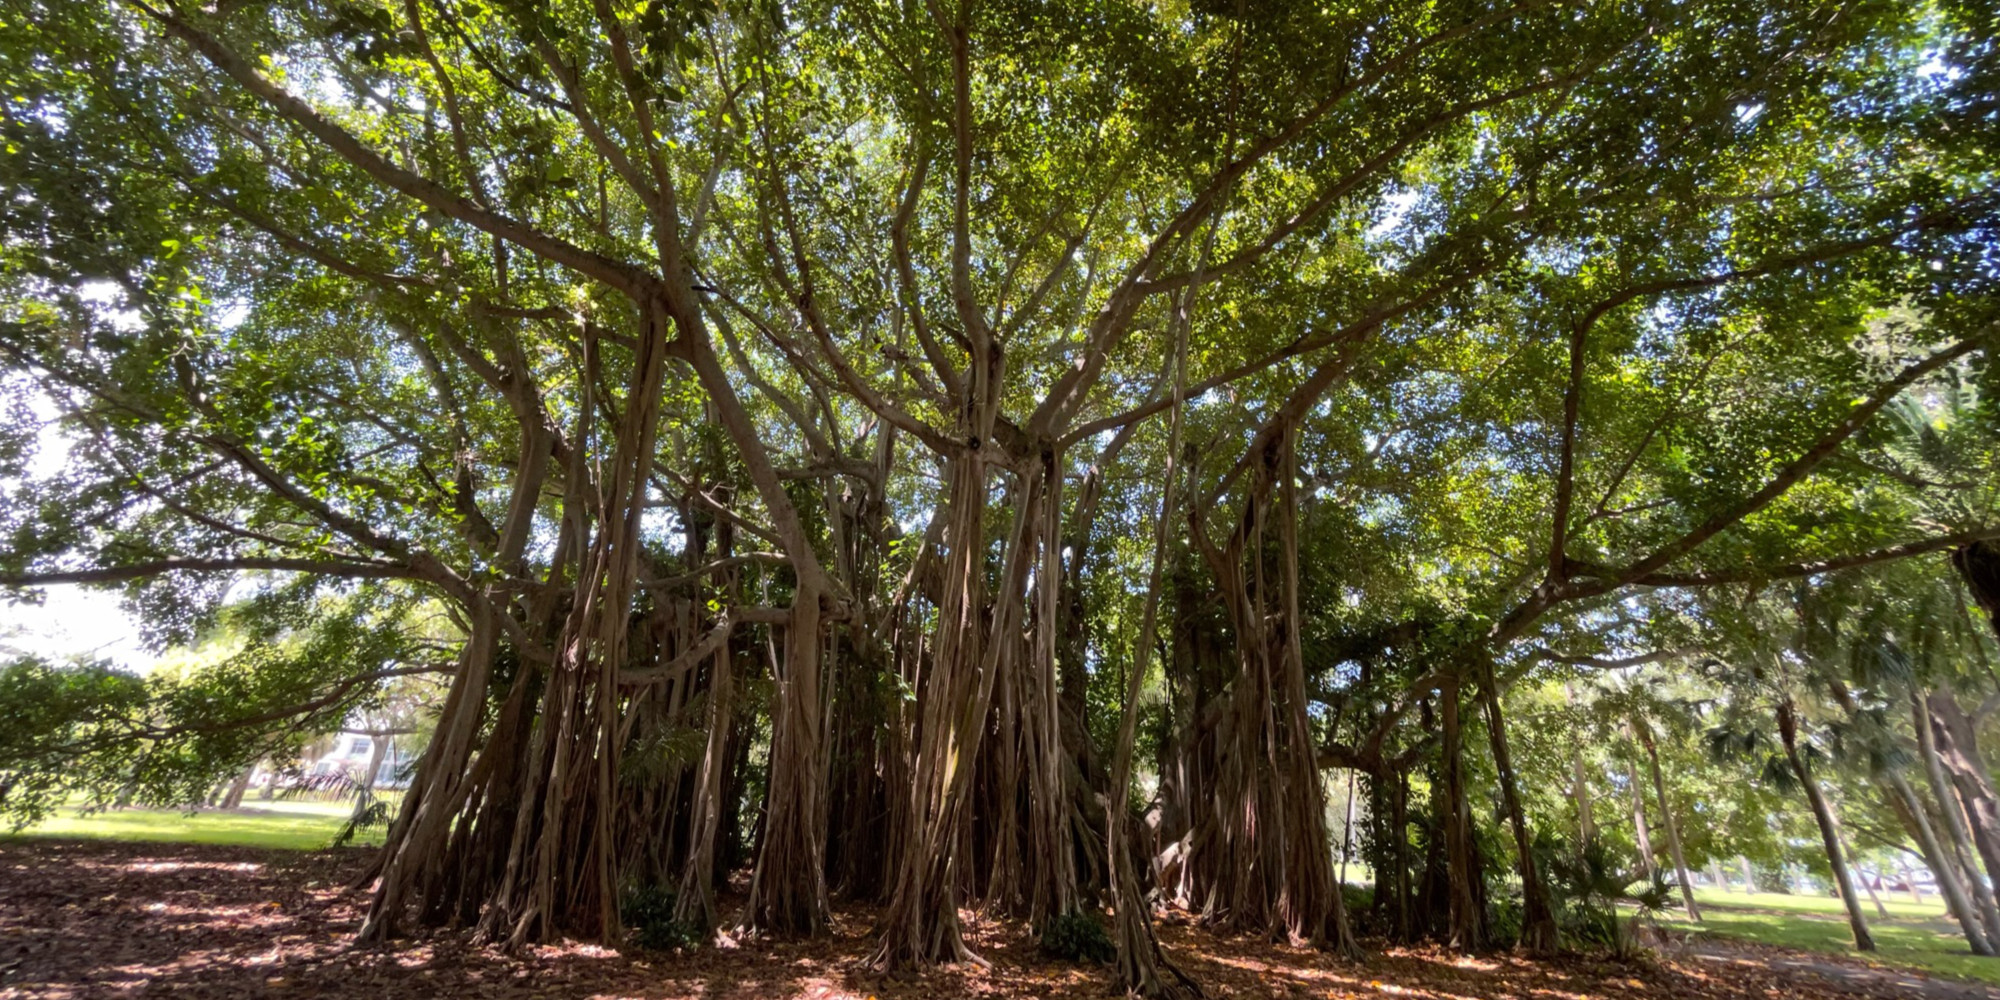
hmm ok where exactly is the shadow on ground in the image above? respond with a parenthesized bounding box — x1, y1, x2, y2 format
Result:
(2, 840, 1991, 999)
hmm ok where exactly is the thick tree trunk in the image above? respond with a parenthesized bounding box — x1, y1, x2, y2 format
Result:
(1439, 673, 1482, 952)
(1026, 459, 1077, 924)
(1186, 507, 1274, 936)
(1181, 430, 1356, 954)
(1627, 757, 1656, 881)
(872, 452, 1028, 969)
(1633, 716, 1699, 922)
(1926, 692, 2000, 899)
(670, 500, 738, 930)
(1884, 772, 1990, 954)
(681, 315, 845, 939)
(675, 628, 736, 930)
(1055, 426, 1135, 908)
(744, 592, 831, 937)
(1779, 699, 1875, 951)
(1566, 684, 1593, 845)
(985, 630, 1027, 914)
(361, 606, 506, 942)
(218, 765, 254, 810)
(1475, 653, 1558, 951)
(346, 733, 391, 826)
(1916, 690, 2000, 944)
(359, 325, 558, 944)
(1275, 443, 1359, 957)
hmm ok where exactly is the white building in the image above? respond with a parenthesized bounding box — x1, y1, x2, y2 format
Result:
(307, 732, 415, 788)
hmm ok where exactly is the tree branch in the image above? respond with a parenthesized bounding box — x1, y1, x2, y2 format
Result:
(0, 557, 424, 588)
(134, 1, 660, 301)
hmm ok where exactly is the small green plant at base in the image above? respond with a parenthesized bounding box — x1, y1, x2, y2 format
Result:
(1040, 908, 1116, 965)
(619, 883, 704, 952)
(331, 793, 389, 848)
(1540, 833, 1674, 955)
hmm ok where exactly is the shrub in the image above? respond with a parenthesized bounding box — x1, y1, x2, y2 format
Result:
(330, 794, 389, 847)
(1539, 832, 1674, 955)
(1040, 909, 1116, 965)
(619, 883, 705, 951)
(1752, 861, 1791, 894)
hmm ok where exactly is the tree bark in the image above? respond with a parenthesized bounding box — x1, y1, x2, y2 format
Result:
(1883, 771, 1990, 953)
(1107, 460, 1203, 999)
(872, 451, 1029, 969)
(347, 733, 391, 826)
(1778, 698, 1875, 951)
(744, 591, 830, 937)
(1182, 429, 1357, 954)
(1440, 673, 1482, 952)
(359, 331, 557, 944)
(683, 324, 840, 939)
(1627, 757, 1656, 881)
(1476, 653, 1558, 951)
(218, 765, 254, 810)
(1566, 684, 1594, 845)
(1916, 690, 2000, 944)
(1633, 715, 1700, 922)
(1926, 692, 2000, 901)
(1848, 841, 1890, 920)
(1276, 438, 1360, 957)
(675, 622, 736, 930)
(1027, 459, 1078, 923)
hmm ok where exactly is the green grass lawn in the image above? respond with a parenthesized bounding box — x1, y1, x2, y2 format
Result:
(1652, 885, 2000, 985)
(4, 798, 392, 851)
(1693, 886, 1948, 920)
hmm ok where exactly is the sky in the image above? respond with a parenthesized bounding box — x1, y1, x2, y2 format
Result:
(0, 584, 149, 668)
(3, 345, 153, 670)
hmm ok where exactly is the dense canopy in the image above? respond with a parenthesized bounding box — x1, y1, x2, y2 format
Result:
(2, 0, 1998, 993)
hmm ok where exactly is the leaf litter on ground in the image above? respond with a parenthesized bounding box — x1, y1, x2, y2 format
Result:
(0, 841, 1990, 999)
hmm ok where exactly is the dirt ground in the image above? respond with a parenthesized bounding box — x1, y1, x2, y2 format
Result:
(1, 840, 1989, 999)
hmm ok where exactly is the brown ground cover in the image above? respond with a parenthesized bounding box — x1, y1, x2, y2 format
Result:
(0, 840, 1982, 999)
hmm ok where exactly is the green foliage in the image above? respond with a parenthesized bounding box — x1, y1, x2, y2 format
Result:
(1751, 862, 1792, 895)
(1039, 908, 1116, 966)
(331, 792, 390, 848)
(0, 657, 149, 827)
(620, 714, 709, 786)
(1539, 833, 1674, 954)
(0, 0, 1994, 963)
(0, 585, 430, 826)
(618, 883, 705, 952)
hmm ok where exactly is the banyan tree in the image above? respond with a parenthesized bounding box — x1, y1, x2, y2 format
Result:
(1, 0, 1997, 995)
